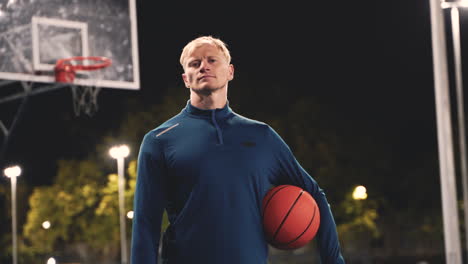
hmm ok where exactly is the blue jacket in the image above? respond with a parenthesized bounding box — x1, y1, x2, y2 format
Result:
(131, 100, 345, 264)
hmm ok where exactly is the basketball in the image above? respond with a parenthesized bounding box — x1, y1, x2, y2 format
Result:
(262, 185, 320, 250)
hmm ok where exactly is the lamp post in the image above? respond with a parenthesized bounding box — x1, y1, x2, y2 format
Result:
(4, 165, 21, 264)
(109, 145, 130, 264)
(441, 2, 468, 261)
(429, 0, 465, 262)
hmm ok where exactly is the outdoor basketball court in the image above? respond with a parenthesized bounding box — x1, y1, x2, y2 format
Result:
(0, 0, 140, 121)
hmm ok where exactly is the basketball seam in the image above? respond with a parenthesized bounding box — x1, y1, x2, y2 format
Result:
(262, 185, 290, 220)
(281, 199, 318, 247)
(272, 190, 304, 242)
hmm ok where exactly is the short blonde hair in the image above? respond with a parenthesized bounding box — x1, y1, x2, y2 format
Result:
(179, 36, 231, 69)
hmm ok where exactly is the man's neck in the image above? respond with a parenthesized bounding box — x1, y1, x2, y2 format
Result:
(190, 88, 228, 110)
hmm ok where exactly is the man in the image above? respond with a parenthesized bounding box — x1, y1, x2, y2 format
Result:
(131, 35, 345, 263)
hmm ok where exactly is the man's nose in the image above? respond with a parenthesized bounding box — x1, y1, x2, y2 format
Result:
(200, 60, 210, 72)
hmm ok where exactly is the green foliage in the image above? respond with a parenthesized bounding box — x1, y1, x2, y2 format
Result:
(335, 186, 380, 251)
(22, 159, 134, 258)
(24, 185, 63, 252)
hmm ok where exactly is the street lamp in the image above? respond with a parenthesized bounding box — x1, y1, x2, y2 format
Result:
(352, 185, 368, 200)
(42, 220, 51, 230)
(46, 257, 56, 264)
(127, 210, 134, 220)
(109, 145, 130, 264)
(4, 165, 21, 264)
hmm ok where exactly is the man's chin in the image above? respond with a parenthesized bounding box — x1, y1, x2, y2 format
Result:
(191, 86, 222, 96)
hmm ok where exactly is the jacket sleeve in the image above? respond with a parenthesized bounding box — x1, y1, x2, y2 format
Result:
(131, 132, 168, 264)
(266, 126, 345, 264)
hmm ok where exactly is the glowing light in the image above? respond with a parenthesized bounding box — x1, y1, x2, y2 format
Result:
(127, 211, 134, 219)
(352, 185, 368, 200)
(47, 257, 56, 264)
(42, 221, 51, 229)
(4, 165, 21, 178)
(109, 145, 130, 159)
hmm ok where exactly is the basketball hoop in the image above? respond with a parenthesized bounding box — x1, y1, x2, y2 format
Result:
(55, 56, 111, 83)
(55, 56, 111, 117)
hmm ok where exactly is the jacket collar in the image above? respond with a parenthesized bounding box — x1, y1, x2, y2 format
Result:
(184, 99, 233, 119)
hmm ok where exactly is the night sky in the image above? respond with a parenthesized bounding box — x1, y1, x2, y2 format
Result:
(1, 0, 467, 233)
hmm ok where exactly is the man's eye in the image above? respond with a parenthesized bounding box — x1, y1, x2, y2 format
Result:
(190, 61, 200, 67)
(209, 59, 216, 63)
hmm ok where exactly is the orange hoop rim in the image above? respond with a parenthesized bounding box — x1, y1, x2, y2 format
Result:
(55, 56, 112, 71)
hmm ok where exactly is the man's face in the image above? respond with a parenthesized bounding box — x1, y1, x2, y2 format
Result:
(182, 44, 234, 94)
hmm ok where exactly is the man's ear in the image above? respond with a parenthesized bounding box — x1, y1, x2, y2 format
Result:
(228, 64, 234, 81)
(182, 73, 190, 88)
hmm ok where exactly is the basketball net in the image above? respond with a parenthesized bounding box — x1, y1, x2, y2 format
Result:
(70, 83, 101, 117)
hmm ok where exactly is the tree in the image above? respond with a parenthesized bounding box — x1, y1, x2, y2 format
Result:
(22, 159, 123, 262)
(336, 187, 379, 251)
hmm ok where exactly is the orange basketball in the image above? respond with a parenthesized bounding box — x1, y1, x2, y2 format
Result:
(262, 185, 320, 250)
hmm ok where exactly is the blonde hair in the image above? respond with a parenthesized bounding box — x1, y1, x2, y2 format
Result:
(179, 36, 231, 69)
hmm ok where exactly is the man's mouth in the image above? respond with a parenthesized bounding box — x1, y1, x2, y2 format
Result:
(198, 75, 214, 80)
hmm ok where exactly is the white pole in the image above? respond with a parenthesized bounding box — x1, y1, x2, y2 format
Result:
(429, 1, 463, 263)
(117, 157, 128, 264)
(11, 175, 17, 264)
(451, 6, 468, 260)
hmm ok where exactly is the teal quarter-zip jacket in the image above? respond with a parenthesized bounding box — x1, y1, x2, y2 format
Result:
(131, 100, 345, 264)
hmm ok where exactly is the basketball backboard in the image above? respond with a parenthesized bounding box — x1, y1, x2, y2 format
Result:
(0, 0, 140, 90)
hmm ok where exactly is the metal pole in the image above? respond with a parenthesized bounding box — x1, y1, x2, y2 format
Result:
(11, 175, 17, 264)
(0, 83, 67, 105)
(117, 157, 128, 264)
(451, 6, 468, 261)
(429, 0, 463, 263)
